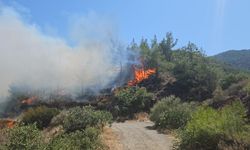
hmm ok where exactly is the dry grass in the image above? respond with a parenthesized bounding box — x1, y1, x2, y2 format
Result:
(101, 126, 123, 150)
(0, 129, 8, 146)
(42, 125, 64, 143)
(134, 112, 149, 122)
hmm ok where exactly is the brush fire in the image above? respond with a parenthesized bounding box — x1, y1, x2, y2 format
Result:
(0, 61, 156, 130)
(128, 65, 156, 86)
(0, 119, 17, 129)
(21, 96, 37, 105)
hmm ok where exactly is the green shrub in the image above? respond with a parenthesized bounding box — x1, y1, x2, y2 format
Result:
(48, 127, 105, 150)
(220, 101, 247, 136)
(150, 95, 195, 129)
(22, 106, 60, 129)
(176, 106, 221, 150)
(225, 80, 247, 96)
(0, 129, 8, 149)
(50, 110, 68, 127)
(4, 124, 45, 150)
(220, 73, 248, 90)
(176, 101, 250, 150)
(94, 110, 113, 128)
(212, 86, 226, 102)
(63, 106, 112, 133)
(243, 80, 250, 96)
(113, 86, 153, 117)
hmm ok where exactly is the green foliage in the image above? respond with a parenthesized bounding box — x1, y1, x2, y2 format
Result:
(139, 38, 151, 61)
(129, 33, 176, 72)
(176, 107, 222, 150)
(113, 86, 153, 117)
(63, 106, 112, 133)
(128, 35, 250, 103)
(150, 96, 195, 129)
(22, 106, 60, 129)
(50, 110, 68, 127)
(220, 73, 248, 90)
(212, 86, 226, 102)
(0, 129, 8, 149)
(4, 124, 45, 150)
(176, 101, 250, 150)
(4, 107, 111, 150)
(225, 79, 248, 96)
(159, 32, 177, 61)
(243, 80, 250, 96)
(213, 49, 250, 71)
(171, 44, 217, 101)
(48, 127, 105, 150)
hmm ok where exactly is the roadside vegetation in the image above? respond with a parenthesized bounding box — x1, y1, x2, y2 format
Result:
(0, 106, 112, 150)
(21, 106, 59, 129)
(150, 95, 196, 129)
(175, 101, 250, 150)
(0, 33, 250, 149)
(110, 86, 153, 119)
(129, 33, 250, 149)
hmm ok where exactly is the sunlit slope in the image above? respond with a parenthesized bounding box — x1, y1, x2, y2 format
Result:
(213, 49, 250, 71)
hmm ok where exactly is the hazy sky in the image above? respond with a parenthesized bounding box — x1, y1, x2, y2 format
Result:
(1, 0, 250, 55)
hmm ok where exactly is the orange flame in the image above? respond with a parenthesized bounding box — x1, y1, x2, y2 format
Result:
(6, 120, 15, 128)
(21, 96, 37, 105)
(0, 119, 16, 129)
(128, 66, 156, 86)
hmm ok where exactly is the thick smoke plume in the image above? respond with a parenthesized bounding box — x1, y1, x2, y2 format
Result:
(0, 7, 135, 101)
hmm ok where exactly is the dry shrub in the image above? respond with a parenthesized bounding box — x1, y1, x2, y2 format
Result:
(22, 106, 60, 129)
(134, 112, 149, 122)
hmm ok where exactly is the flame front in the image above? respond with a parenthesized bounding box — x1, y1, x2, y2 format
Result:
(0, 119, 16, 129)
(6, 120, 15, 128)
(128, 66, 156, 86)
(21, 96, 37, 105)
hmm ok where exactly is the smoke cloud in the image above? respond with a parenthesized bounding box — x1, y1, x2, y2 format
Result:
(0, 7, 133, 101)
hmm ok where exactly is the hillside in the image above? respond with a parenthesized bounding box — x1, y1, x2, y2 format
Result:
(213, 49, 250, 71)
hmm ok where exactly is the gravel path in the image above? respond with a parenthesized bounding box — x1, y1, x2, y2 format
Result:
(111, 121, 174, 150)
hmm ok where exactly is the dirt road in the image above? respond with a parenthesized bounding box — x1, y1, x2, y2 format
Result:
(111, 121, 174, 150)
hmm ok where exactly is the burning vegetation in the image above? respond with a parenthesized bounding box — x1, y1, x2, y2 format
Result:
(21, 96, 37, 105)
(0, 32, 250, 150)
(128, 65, 156, 86)
(0, 119, 16, 129)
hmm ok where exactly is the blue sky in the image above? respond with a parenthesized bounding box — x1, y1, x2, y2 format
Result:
(1, 0, 250, 55)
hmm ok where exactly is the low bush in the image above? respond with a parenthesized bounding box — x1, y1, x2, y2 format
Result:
(63, 106, 112, 133)
(150, 95, 195, 129)
(0, 129, 8, 149)
(243, 80, 250, 96)
(212, 86, 226, 102)
(50, 110, 68, 127)
(4, 124, 45, 150)
(219, 73, 248, 90)
(176, 101, 250, 150)
(48, 127, 105, 150)
(22, 106, 60, 129)
(113, 86, 153, 117)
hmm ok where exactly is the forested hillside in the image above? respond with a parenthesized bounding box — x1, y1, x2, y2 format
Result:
(1, 33, 250, 150)
(213, 49, 250, 71)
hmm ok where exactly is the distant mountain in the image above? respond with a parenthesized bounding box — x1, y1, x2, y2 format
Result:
(212, 49, 250, 71)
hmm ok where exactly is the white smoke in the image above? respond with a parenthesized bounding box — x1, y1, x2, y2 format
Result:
(0, 7, 132, 101)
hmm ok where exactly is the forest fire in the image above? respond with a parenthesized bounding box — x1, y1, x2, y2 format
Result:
(21, 96, 37, 105)
(6, 120, 15, 128)
(0, 119, 16, 129)
(128, 66, 156, 86)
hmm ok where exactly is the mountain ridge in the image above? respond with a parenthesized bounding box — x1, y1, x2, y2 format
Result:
(212, 49, 250, 71)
